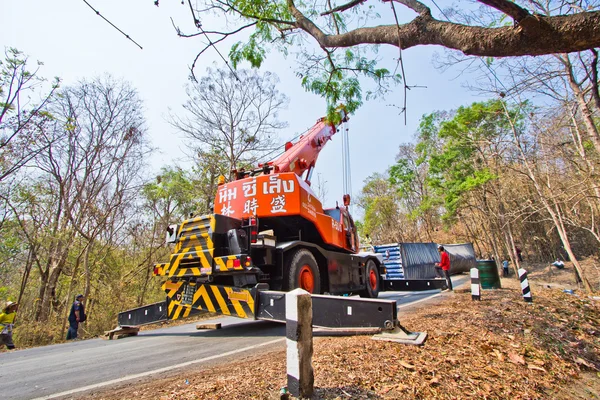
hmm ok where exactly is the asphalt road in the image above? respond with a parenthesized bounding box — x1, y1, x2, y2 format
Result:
(1, 276, 468, 400)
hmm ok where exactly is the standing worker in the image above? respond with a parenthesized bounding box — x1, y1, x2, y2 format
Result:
(435, 245, 453, 291)
(502, 259, 510, 277)
(515, 246, 523, 262)
(66, 294, 86, 341)
(0, 301, 19, 350)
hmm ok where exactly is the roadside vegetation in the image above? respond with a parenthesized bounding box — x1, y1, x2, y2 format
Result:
(0, 49, 287, 347)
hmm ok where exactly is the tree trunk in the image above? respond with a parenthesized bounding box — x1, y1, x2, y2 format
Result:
(34, 269, 48, 321)
(17, 247, 34, 308)
(38, 243, 70, 322)
(563, 55, 600, 156)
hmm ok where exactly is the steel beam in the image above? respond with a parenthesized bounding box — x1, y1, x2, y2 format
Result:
(382, 279, 446, 291)
(256, 291, 397, 330)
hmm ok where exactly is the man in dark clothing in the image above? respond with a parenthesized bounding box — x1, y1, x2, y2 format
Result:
(67, 294, 85, 340)
(435, 245, 453, 291)
(515, 247, 523, 262)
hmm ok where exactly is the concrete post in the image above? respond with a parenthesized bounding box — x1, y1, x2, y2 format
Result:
(285, 288, 314, 398)
(518, 268, 533, 303)
(470, 267, 481, 301)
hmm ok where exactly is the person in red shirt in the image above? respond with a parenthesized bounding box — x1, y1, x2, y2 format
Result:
(435, 245, 453, 291)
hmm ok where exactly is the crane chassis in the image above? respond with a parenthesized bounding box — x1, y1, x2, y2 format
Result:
(118, 109, 445, 332)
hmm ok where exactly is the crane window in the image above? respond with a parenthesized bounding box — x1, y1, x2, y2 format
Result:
(324, 209, 340, 221)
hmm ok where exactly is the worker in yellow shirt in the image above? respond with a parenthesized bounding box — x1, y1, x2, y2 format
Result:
(0, 301, 18, 350)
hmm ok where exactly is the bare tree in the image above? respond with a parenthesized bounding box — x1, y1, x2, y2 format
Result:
(0, 48, 59, 184)
(170, 67, 288, 173)
(313, 173, 329, 205)
(11, 75, 150, 322)
(499, 101, 594, 291)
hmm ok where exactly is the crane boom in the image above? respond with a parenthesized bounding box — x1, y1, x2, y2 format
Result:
(234, 107, 348, 185)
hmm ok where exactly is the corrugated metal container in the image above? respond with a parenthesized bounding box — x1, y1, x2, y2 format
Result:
(373, 243, 405, 280)
(444, 243, 477, 275)
(400, 242, 439, 279)
(373, 242, 477, 280)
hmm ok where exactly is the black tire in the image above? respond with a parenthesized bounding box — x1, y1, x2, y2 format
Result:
(285, 248, 321, 294)
(359, 259, 380, 298)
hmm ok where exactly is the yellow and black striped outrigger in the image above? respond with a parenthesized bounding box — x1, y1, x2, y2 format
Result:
(163, 281, 256, 321)
(153, 214, 256, 321)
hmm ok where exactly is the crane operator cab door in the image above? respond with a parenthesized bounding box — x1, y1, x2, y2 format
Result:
(341, 208, 358, 252)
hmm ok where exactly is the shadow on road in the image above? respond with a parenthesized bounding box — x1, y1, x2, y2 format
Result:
(138, 320, 285, 338)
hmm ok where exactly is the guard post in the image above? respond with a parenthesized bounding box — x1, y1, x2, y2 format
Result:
(518, 268, 533, 303)
(285, 288, 314, 398)
(470, 267, 481, 301)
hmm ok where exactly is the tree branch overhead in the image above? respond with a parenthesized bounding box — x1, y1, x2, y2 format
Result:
(288, 0, 600, 57)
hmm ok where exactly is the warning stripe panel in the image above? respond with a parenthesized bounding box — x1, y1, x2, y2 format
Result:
(164, 282, 256, 320)
(164, 225, 215, 277)
(163, 280, 184, 297)
(178, 215, 214, 236)
(165, 246, 214, 277)
(153, 263, 168, 276)
(174, 233, 213, 257)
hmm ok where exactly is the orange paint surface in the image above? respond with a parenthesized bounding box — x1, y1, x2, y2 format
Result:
(214, 173, 352, 251)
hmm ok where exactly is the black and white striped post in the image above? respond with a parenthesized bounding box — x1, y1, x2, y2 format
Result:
(518, 268, 533, 303)
(470, 267, 481, 301)
(285, 288, 314, 398)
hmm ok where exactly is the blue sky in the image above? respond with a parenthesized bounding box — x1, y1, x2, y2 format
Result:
(1, 0, 482, 215)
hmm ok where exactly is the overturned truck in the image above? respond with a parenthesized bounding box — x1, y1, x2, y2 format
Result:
(373, 242, 476, 291)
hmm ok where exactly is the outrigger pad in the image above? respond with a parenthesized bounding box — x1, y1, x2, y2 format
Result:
(372, 323, 427, 346)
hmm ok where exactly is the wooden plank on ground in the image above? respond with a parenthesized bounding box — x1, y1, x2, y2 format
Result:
(103, 326, 140, 340)
(196, 323, 221, 330)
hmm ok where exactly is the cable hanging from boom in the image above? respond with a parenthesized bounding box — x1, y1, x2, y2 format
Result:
(341, 119, 352, 213)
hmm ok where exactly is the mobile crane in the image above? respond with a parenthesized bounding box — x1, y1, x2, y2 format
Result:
(117, 108, 445, 332)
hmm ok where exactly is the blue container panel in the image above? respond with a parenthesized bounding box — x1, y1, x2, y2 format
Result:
(385, 273, 405, 279)
(374, 243, 405, 281)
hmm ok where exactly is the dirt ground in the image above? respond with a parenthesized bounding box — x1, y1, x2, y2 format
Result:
(75, 260, 600, 399)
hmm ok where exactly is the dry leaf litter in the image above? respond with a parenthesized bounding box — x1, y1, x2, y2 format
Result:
(81, 261, 600, 400)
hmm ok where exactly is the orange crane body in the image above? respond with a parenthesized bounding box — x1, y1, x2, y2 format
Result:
(118, 108, 446, 329)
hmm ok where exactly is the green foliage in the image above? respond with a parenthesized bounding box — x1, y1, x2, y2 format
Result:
(389, 158, 416, 198)
(357, 173, 401, 241)
(220, 1, 402, 117)
(226, 0, 291, 69)
(583, 140, 595, 152)
(302, 71, 361, 118)
(143, 167, 199, 220)
(300, 53, 400, 121)
(414, 100, 523, 221)
(230, 35, 267, 69)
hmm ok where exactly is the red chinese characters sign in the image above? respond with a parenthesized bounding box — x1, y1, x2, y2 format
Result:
(215, 173, 305, 219)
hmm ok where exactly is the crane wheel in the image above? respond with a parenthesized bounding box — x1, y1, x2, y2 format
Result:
(359, 259, 380, 298)
(285, 249, 321, 294)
